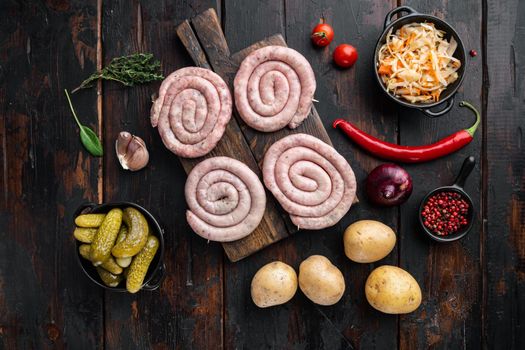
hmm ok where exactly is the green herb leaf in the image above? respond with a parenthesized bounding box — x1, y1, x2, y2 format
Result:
(72, 53, 164, 93)
(64, 89, 103, 157)
(79, 125, 104, 156)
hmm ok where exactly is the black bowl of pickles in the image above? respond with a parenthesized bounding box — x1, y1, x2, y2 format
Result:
(73, 202, 165, 293)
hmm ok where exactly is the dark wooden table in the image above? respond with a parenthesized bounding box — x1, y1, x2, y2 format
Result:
(1, 0, 524, 349)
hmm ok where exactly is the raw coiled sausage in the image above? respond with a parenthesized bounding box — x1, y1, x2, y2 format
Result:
(234, 46, 316, 132)
(151, 67, 232, 158)
(262, 134, 356, 229)
(185, 156, 266, 242)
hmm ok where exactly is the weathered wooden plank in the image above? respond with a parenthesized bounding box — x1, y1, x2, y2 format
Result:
(484, 0, 525, 348)
(100, 1, 223, 349)
(191, 8, 231, 65)
(175, 21, 211, 69)
(0, 0, 103, 349)
(288, 0, 400, 348)
(222, 0, 399, 348)
(219, 4, 301, 349)
(285, 0, 402, 348)
(397, 1, 483, 348)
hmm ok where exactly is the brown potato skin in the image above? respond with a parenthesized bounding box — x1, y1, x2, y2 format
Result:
(365, 265, 422, 314)
(344, 220, 396, 263)
(298, 255, 345, 306)
(251, 261, 298, 308)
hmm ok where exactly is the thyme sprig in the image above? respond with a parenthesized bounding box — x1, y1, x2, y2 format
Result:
(72, 53, 164, 93)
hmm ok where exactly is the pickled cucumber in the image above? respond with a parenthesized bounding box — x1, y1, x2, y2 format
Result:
(78, 244, 123, 275)
(100, 258, 123, 275)
(116, 257, 132, 268)
(75, 214, 106, 228)
(126, 235, 159, 293)
(96, 267, 123, 287)
(73, 227, 97, 243)
(112, 208, 149, 258)
(78, 244, 92, 259)
(114, 226, 131, 267)
(90, 208, 123, 266)
(115, 225, 128, 244)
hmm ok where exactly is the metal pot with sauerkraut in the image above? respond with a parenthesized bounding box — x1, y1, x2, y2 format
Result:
(374, 6, 467, 117)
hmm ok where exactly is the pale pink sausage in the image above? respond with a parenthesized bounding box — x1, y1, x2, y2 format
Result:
(151, 67, 232, 158)
(234, 46, 316, 132)
(262, 134, 356, 230)
(185, 156, 266, 242)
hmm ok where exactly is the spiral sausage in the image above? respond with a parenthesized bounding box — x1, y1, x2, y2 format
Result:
(263, 134, 356, 230)
(234, 46, 316, 132)
(185, 156, 266, 242)
(150, 67, 232, 158)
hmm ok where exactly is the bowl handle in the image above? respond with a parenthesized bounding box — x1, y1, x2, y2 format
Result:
(453, 156, 476, 189)
(73, 202, 98, 218)
(420, 97, 455, 118)
(142, 263, 166, 291)
(384, 6, 418, 28)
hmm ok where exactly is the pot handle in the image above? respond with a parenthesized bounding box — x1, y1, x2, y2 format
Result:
(73, 202, 98, 218)
(384, 6, 418, 28)
(142, 263, 166, 291)
(420, 97, 455, 118)
(453, 156, 475, 188)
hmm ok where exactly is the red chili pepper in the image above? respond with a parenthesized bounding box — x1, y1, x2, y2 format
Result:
(333, 101, 480, 163)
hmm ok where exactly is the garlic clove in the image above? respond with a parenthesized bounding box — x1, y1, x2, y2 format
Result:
(126, 137, 149, 170)
(116, 132, 132, 169)
(115, 132, 149, 171)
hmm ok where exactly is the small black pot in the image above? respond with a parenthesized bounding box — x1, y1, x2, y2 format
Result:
(419, 156, 475, 242)
(73, 202, 166, 292)
(374, 6, 467, 117)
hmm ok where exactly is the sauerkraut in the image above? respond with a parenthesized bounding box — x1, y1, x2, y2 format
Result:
(377, 22, 461, 104)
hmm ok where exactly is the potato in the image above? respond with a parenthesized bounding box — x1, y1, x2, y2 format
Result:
(344, 220, 396, 263)
(251, 261, 298, 308)
(298, 255, 345, 306)
(365, 265, 422, 314)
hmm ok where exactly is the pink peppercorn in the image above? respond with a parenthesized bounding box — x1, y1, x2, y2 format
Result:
(421, 191, 470, 236)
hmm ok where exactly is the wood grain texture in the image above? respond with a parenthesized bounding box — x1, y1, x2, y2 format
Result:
(285, 0, 402, 348)
(0, 1, 103, 349)
(100, 1, 223, 349)
(175, 21, 211, 69)
(222, 0, 399, 348)
(0, 0, 524, 348)
(398, 1, 483, 349)
(484, 0, 525, 348)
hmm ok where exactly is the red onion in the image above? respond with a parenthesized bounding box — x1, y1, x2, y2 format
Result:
(366, 164, 413, 206)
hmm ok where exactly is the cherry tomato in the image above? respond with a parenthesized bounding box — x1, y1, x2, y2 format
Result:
(333, 44, 358, 68)
(311, 21, 334, 47)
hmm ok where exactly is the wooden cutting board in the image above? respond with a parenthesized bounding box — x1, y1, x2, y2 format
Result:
(175, 8, 333, 262)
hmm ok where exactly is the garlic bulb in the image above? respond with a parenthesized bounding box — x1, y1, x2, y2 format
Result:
(115, 132, 149, 171)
